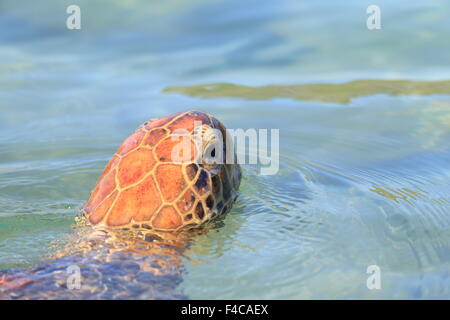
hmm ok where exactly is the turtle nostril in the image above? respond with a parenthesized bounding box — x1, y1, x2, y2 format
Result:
(211, 148, 216, 157)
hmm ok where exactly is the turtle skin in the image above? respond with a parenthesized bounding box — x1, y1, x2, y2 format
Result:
(0, 110, 241, 300)
(0, 240, 186, 300)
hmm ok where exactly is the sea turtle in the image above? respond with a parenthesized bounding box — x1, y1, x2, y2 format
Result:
(0, 110, 241, 300)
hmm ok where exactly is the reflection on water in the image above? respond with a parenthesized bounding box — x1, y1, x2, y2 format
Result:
(164, 80, 450, 104)
(0, 0, 450, 299)
(370, 186, 450, 207)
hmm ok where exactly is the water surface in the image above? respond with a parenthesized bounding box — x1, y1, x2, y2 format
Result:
(0, 0, 449, 299)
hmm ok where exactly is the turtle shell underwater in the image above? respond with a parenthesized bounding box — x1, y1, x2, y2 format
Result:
(0, 110, 241, 299)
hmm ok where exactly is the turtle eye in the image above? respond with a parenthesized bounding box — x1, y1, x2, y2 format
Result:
(192, 123, 225, 172)
(202, 140, 223, 170)
(204, 143, 217, 161)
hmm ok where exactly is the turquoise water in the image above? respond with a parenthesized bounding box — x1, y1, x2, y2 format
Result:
(1, 0, 450, 299)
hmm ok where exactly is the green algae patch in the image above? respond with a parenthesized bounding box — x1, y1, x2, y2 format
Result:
(163, 80, 450, 104)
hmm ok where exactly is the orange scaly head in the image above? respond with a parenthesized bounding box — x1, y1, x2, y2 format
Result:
(81, 110, 241, 232)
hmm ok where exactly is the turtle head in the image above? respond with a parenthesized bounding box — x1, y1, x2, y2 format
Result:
(82, 110, 241, 233)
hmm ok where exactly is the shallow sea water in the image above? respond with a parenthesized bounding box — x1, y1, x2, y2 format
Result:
(0, 0, 450, 299)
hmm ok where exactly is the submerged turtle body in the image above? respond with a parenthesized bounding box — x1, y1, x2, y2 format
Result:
(82, 110, 241, 232)
(0, 110, 241, 300)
